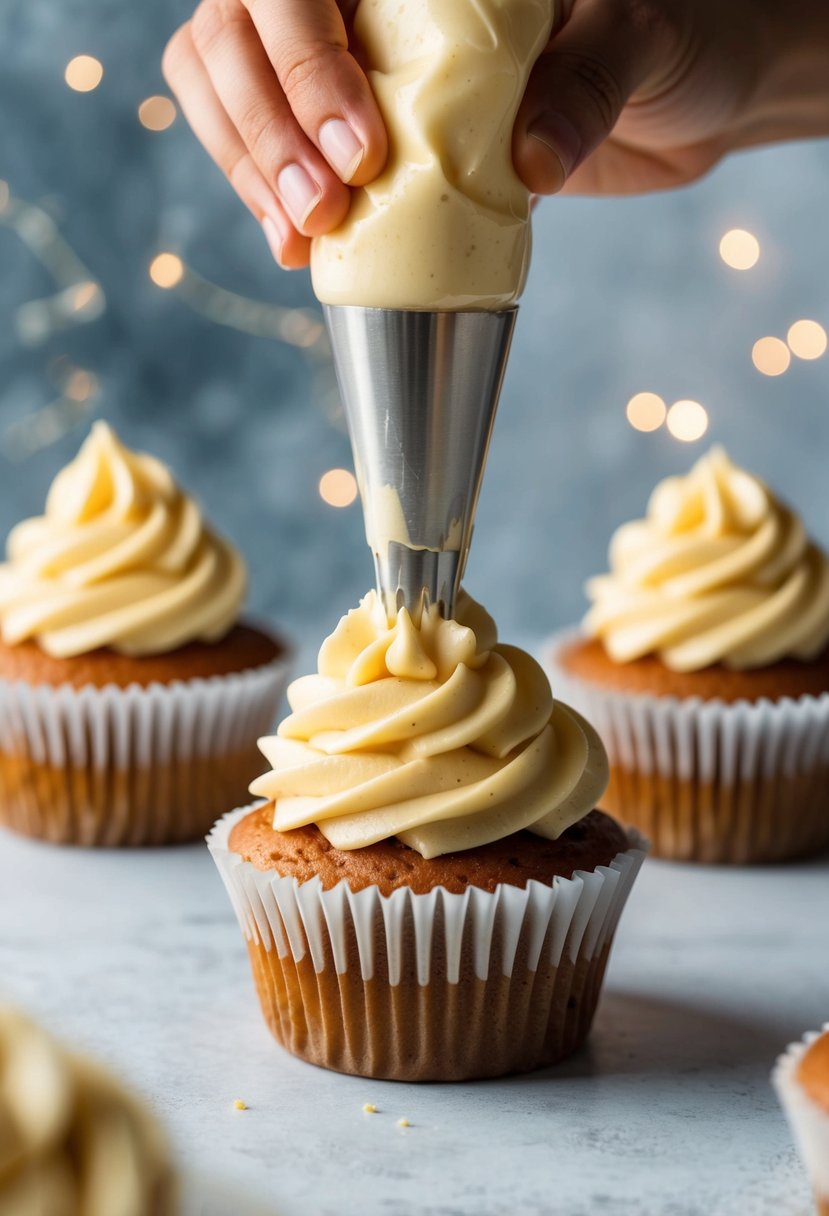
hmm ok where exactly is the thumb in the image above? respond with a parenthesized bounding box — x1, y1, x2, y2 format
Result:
(514, 0, 668, 193)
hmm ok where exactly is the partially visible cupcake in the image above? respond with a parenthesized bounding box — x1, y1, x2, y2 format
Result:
(774, 1025, 829, 1215)
(209, 590, 645, 1082)
(0, 423, 289, 846)
(548, 447, 829, 863)
(0, 1007, 177, 1214)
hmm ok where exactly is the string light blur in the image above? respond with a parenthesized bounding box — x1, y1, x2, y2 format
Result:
(718, 229, 760, 270)
(666, 400, 708, 442)
(149, 253, 184, 289)
(319, 469, 358, 508)
(752, 336, 790, 376)
(626, 392, 666, 433)
(787, 319, 827, 361)
(65, 55, 103, 92)
(138, 96, 177, 131)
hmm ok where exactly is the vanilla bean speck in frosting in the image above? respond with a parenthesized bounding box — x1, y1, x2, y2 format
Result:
(0, 422, 246, 658)
(250, 590, 608, 859)
(585, 447, 829, 672)
(0, 1008, 176, 1216)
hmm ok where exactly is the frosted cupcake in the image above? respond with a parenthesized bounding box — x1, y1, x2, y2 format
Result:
(774, 1025, 829, 1215)
(0, 1007, 176, 1214)
(209, 591, 645, 1082)
(0, 422, 289, 846)
(549, 447, 829, 863)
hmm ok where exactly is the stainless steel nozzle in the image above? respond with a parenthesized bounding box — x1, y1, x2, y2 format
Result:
(323, 305, 517, 620)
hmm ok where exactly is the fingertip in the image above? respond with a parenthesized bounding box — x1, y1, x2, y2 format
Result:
(514, 128, 567, 196)
(262, 214, 310, 269)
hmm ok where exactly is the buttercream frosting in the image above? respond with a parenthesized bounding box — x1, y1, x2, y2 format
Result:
(251, 590, 607, 859)
(585, 447, 829, 672)
(0, 422, 246, 658)
(311, 0, 555, 310)
(0, 1008, 175, 1216)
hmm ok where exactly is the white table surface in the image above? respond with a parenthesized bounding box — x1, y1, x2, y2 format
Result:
(1, 822, 826, 1216)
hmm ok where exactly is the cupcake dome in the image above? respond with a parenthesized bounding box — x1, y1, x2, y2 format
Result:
(774, 1025, 829, 1216)
(0, 423, 289, 846)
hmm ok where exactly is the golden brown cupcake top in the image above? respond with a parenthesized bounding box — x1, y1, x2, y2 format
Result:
(0, 423, 245, 659)
(798, 1030, 829, 1112)
(251, 590, 608, 859)
(0, 1008, 176, 1215)
(585, 447, 829, 672)
(229, 804, 628, 894)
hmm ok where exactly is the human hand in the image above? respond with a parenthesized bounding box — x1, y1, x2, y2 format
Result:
(164, 0, 829, 267)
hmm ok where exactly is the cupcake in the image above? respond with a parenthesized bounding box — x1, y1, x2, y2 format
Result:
(0, 1006, 177, 1214)
(548, 447, 829, 864)
(0, 422, 289, 846)
(774, 1025, 829, 1215)
(209, 590, 645, 1082)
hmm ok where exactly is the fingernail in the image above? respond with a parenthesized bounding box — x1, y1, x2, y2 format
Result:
(527, 112, 582, 192)
(319, 118, 364, 182)
(277, 163, 321, 228)
(262, 214, 289, 267)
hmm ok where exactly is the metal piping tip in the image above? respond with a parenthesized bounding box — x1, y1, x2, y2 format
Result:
(323, 305, 517, 621)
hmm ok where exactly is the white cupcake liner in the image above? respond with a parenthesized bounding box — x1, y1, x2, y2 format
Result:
(208, 804, 645, 1080)
(0, 656, 290, 846)
(773, 1026, 829, 1202)
(543, 630, 829, 863)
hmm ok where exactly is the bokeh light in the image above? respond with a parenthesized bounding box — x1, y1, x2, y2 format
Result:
(666, 400, 708, 442)
(149, 253, 184, 289)
(787, 319, 827, 361)
(71, 282, 99, 312)
(138, 96, 177, 131)
(718, 229, 760, 270)
(625, 392, 666, 433)
(319, 468, 358, 508)
(752, 337, 790, 377)
(65, 55, 103, 92)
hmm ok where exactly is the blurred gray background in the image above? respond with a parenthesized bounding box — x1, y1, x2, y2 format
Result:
(2, 0, 828, 669)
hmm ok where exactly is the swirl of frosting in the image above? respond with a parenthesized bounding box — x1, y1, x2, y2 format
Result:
(251, 590, 607, 859)
(585, 447, 829, 672)
(0, 422, 246, 658)
(0, 1008, 176, 1216)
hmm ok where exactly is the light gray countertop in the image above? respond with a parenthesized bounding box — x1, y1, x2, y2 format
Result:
(1, 812, 826, 1215)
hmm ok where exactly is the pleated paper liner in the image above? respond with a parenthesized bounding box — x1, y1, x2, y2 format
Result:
(0, 657, 290, 847)
(208, 805, 646, 1082)
(774, 1026, 829, 1216)
(544, 631, 829, 864)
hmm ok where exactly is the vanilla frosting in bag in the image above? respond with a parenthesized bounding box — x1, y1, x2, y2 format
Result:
(251, 590, 607, 858)
(0, 422, 246, 658)
(0, 1008, 175, 1216)
(311, 0, 555, 309)
(585, 447, 829, 672)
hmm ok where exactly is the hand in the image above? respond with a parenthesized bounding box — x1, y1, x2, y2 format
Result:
(164, 0, 829, 268)
(513, 0, 829, 196)
(162, 0, 388, 269)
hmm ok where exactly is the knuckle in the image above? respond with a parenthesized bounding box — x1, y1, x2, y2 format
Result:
(190, 0, 245, 60)
(241, 104, 286, 167)
(563, 49, 624, 129)
(278, 39, 345, 103)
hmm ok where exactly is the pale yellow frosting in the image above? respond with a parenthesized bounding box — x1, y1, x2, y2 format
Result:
(0, 1008, 175, 1216)
(311, 0, 555, 310)
(251, 590, 607, 859)
(585, 447, 829, 672)
(0, 422, 246, 658)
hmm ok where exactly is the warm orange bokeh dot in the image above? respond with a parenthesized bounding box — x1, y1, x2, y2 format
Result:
(752, 337, 790, 377)
(138, 96, 177, 131)
(718, 229, 760, 270)
(319, 469, 358, 508)
(666, 400, 709, 442)
(787, 319, 827, 361)
(626, 392, 666, 433)
(65, 55, 103, 92)
(149, 253, 184, 289)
